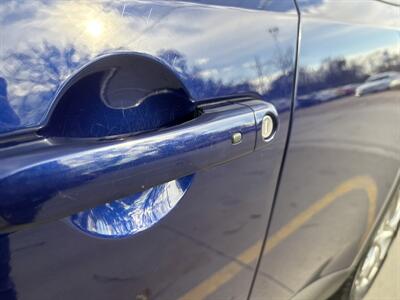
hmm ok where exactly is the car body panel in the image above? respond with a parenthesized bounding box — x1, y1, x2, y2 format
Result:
(250, 0, 400, 299)
(0, 1, 298, 299)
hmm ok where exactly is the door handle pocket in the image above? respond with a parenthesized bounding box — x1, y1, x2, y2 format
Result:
(0, 54, 278, 232)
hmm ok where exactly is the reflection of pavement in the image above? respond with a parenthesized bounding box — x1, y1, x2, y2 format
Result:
(180, 176, 377, 299)
(8, 146, 283, 300)
(365, 236, 400, 300)
(293, 90, 400, 159)
(251, 88, 400, 298)
(6, 90, 399, 300)
(180, 90, 400, 299)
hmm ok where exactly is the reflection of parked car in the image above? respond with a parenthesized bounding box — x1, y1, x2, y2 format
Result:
(355, 71, 400, 96)
(389, 78, 400, 90)
(297, 84, 360, 108)
(314, 88, 339, 102)
(337, 83, 359, 96)
(1, 2, 400, 300)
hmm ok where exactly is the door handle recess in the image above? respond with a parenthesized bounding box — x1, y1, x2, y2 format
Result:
(0, 98, 277, 232)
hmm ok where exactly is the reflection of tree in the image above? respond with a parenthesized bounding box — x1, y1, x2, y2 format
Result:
(159, 43, 400, 104)
(4, 38, 399, 133)
(298, 49, 400, 96)
(298, 58, 366, 95)
(70, 175, 193, 238)
(1, 42, 90, 128)
(268, 27, 294, 74)
(3, 42, 86, 92)
(250, 27, 295, 100)
(158, 49, 254, 100)
(2, 32, 295, 134)
(158, 25, 296, 104)
(370, 49, 400, 73)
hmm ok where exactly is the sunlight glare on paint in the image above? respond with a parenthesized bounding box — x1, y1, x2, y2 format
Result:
(85, 19, 104, 38)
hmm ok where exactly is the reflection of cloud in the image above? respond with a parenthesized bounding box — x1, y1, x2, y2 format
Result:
(195, 57, 209, 65)
(9, 81, 53, 97)
(0, 0, 298, 133)
(44, 1, 134, 53)
(250, 72, 281, 93)
(298, 0, 399, 29)
(198, 68, 219, 79)
(70, 175, 193, 238)
(301, 21, 399, 68)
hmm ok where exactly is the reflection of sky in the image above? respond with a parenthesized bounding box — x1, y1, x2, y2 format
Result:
(301, 22, 399, 67)
(181, 0, 298, 13)
(70, 175, 193, 238)
(298, 0, 399, 29)
(297, 0, 400, 68)
(0, 0, 297, 134)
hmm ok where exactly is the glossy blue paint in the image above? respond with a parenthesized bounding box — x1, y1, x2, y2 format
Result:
(0, 0, 296, 137)
(0, 1, 298, 299)
(251, 0, 400, 299)
(41, 53, 196, 138)
(2, 0, 398, 299)
(70, 175, 194, 239)
(0, 98, 277, 231)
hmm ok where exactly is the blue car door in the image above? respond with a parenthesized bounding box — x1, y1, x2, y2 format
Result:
(0, 1, 298, 299)
(251, 0, 400, 299)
